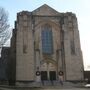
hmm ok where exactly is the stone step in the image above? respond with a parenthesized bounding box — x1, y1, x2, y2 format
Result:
(15, 81, 84, 87)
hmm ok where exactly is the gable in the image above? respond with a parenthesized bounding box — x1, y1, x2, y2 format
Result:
(32, 4, 60, 16)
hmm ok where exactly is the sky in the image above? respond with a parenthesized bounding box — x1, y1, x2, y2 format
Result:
(0, 0, 90, 70)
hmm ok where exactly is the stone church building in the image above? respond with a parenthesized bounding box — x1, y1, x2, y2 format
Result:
(10, 4, 84, 85)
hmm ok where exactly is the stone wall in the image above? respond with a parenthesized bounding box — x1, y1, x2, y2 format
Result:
(12, 4, 84, 83)
(16, 12, 35, 81)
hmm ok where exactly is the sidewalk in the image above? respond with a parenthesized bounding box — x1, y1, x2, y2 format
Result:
(0, 87, 90, 90)
(0, 82, 89, 90)
(0, 86, 89, 90)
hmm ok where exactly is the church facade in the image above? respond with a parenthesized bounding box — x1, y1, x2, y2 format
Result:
(10, 4, 84, 85)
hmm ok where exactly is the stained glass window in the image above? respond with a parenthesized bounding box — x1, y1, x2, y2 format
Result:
(41, 24, 53, 54)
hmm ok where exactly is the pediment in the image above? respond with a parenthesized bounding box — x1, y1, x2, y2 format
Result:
(32, 4, 60, 16)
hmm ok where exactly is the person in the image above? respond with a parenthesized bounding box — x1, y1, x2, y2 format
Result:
(50, 79, 54, 85)
(85, 78, 88, 84)
(59, 71, 63, 85)
(59, 76, 63, 85)
(42, 80, 44, 85)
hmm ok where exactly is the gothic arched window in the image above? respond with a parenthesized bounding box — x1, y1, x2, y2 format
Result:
(41, 24, 53, 54)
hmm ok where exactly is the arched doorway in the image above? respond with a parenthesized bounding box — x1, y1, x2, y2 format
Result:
(40, 59, 57, 81)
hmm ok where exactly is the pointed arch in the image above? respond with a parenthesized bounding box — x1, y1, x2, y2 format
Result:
(41, 23, 53, 54)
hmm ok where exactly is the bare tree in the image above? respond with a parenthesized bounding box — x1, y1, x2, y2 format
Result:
(0, 7, 10, 49)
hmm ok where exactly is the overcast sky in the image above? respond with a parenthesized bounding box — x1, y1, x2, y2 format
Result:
(0, 0, 90, 70)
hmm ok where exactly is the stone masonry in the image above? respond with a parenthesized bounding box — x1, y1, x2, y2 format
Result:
(10, 4, 84, 85)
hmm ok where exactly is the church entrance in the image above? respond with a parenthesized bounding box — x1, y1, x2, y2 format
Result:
(40, 61, 57, 81)
(41, 71, 56, 81)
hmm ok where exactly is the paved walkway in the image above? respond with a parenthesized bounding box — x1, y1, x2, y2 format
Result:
(0, 87, 90, 90)
(0, 85, 90, 90)
(0, 83, 90, 90)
